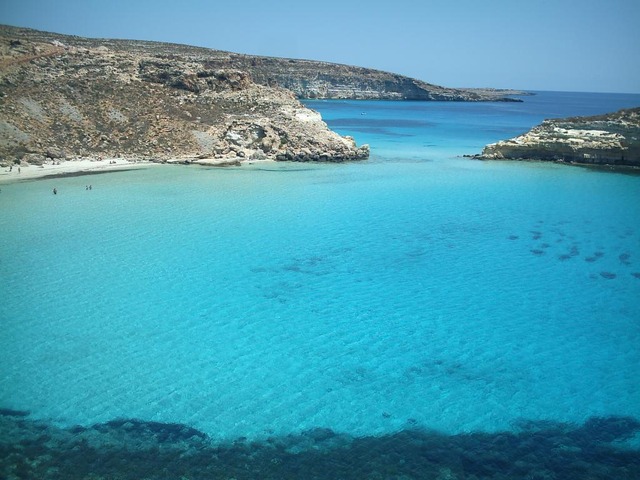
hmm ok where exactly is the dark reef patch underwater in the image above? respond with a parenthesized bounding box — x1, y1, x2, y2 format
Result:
(1, 411, 639, 479)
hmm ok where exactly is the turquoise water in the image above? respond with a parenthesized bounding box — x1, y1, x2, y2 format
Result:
(1, 92, 640, 455)
(306, 90, 640, 161)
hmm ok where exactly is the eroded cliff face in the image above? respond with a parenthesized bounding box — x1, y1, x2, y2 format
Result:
(230, 58, 523, 101)
(0, 25, 369, 165)
(480, 108, 640, 167)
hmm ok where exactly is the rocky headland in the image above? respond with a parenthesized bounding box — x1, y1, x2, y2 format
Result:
(479, 108, 640, 168)
(0, 25, 371, 167)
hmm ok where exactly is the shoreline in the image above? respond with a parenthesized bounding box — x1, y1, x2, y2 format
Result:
(0, 158, 153, 184)
(464, 154, 640, 174)
(0, 157, 279, 185)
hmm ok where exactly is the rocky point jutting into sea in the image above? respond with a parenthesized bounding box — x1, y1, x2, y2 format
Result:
(479, 107, 640, 168)
(0, 25, 524, 167)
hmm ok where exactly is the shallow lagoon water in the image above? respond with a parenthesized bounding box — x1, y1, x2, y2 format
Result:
(1, 92, 640, 477)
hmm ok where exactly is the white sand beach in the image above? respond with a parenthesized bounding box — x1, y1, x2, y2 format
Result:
(0, 158, 158, 184)
(0, 157, 280, 184)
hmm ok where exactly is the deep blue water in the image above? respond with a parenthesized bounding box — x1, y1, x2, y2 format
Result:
(1, 91, 640, 478)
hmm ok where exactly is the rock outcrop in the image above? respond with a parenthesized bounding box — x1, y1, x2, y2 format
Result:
(479, 108, 640, 167)
(0, 25, 369, 165)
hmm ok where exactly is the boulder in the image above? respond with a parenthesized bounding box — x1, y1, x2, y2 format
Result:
(46, 146, 66, 159)
(22, 153, 47, 165)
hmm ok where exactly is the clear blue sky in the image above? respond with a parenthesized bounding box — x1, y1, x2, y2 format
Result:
(1, 0, 639, 93)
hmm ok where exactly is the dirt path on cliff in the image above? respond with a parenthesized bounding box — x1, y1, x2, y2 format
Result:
(0, 45, 65, 70)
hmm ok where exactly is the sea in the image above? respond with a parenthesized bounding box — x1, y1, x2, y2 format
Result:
(1, 90, 640, 478)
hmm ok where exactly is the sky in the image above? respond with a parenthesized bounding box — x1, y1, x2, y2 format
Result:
(1, 0, 639, 94)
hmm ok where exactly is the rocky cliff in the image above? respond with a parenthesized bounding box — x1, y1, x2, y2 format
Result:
(479, 108, 640, 167)
(230, 59, 523, 101)
(0, 25, 370, 165)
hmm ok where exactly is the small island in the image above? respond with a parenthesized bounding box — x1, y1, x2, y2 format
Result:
(478, 107, 640, 168)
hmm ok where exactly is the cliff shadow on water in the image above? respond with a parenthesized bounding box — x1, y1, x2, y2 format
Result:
(1, 410, 639, 479)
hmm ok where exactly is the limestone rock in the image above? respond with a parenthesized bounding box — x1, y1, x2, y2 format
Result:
(21, 153, 46, 165)
(479, 108, 640, 167)
(46, 146, 66, 159)
(0, 25, 368, 164)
